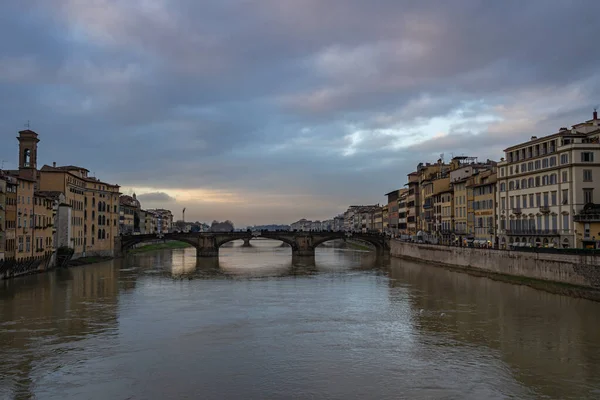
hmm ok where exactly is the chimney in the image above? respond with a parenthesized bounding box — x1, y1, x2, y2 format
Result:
(594, 108, 598, 121)
(52, 161, 56, 167)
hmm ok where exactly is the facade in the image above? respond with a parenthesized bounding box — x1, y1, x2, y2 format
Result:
(119, 194, 141, 235)
(398, 191, 408, 234)
(33, 192, 55, 259)
(373, 207, 383, 232)
(146, 209, 173, 233)
(382, 206, 389, 233)
(439, 190, 454, 244)
(574, 203, 600, 248)
(468, 169, 497, 246)
(333, 215, 344, 232)
(385, 190, 401, 235)
(0, 177, 5, 260)
(497, 111, 600, 249)
(3, 175, 18, 259)
(406, 173, 419, 235)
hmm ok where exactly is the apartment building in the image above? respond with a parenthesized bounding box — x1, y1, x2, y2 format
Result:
(2, 175, 17, 259)
(0, 177, 5, 261)
(385, 190, 401, 235)
(15, 176, 35, 261)
(32, 192, 55, 258)
(439, 189, 454, 244)
(119, 194, 141, 235)
(496, 111, 600, 248)
(398, 191, 408, 234)
(406, 172, 419, 235)
(468, 169, 497, 246)
(382, 206, 389, 233)
(373, 208, 383, 232)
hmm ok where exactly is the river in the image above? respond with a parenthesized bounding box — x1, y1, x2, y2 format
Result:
(1, 240, 600, 399)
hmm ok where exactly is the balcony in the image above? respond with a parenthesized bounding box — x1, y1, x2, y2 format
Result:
(574, 213, 600, 222)
(512, 207, 522, 215)
(539, 205, 550, 213)
(506, 229, 559, 236)
(423, 199, 433, 209)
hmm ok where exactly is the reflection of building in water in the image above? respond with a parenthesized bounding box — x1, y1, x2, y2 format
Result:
(0, 263, 120, 399)
(389, 259, 600, 399)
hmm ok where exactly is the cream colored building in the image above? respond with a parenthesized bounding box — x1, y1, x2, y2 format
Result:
(468, 169, 497, 246)
(496, 111, 600, 248)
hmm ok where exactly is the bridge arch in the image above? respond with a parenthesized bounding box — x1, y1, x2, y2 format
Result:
(119, 234, 199, 254)
(217, 234, 298, 250)
(312, 234, 386, 252)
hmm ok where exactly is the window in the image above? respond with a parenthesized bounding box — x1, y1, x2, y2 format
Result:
(543, 192, 549, 206)
(563, 214, 569, 231)
(510, 196, 514, 209)
(562, 171, 568, 183)
(562, 189, 568, 204)
(529, 193, 534, 206)
(535, 176, 541, 187)
(523, 195, 527, 208)
(509, 181, 514, 190)
(549, 157, 556, 167)
(26, 237, 30, 252)
(18, 237, 23, 252)
(500, 168, 505, 177)
(583, 169, 593, 182)
(521, 179, 527, 189)
(501, 197, 506, 210)
(581, 152, 594, 162)
(536, 193, 541, 207)
(537, 215, 542, 229)
(584, 188, 594, 204)
(560, 154, 568, 164)
(521, 163, 526, 172)
(550, 174, 557, 184)
(500, 182, 506, 192)
(515, 165, 519, 173)
(542, 175, 548, 185)
(551, 191, 557, 206)
(552, 215, 557, 230)
(535, 160, 541, 169)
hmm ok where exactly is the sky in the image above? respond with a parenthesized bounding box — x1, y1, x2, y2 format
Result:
(1, 0, 600, 227)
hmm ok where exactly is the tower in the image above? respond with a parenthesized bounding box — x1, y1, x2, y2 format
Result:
(17, 129, 40, 180)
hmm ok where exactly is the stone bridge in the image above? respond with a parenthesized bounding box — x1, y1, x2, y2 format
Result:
(114, 231, 389, 258)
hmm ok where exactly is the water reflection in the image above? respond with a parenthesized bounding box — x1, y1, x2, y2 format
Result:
(390, 258, 600, 400)
(1, 243, 600, 399)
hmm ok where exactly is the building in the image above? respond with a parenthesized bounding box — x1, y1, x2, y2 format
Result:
(496, 111, 600, 249)
(119, 194, 141, 235)
(468, 169, 497, 246)
(574, 203, 600, 248)
(439, 189, 454, 244)
(333, 215, 344, 232)
(398, 191, 408, 235)
(373, 207, 383, 232)
(32, 192, 55, 259)
(291, 218, 312, 231)
(2, 175, 18, 260)
(382, 206, 389, 233)
(0, 176, 6, 261)
(405, 172, 419, 235)
(385, 190, 401, 235)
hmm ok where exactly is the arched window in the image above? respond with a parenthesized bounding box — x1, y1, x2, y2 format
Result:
(92, 197, 96, 207)
(98, 202, 102, 212)
(84, 197, 87, 206)
(102, 229, 106, 239)
(521, 179, 527, 189)
(98, 228, 101, 239)
(500, 182, 506, 191)
(509, 181, 514, 190)
(98, 215, 101, 225)
(536, 176, 541, 187)
(92, 210, 95, 220)
(528, 177, 534, 188)
(542, 175, 548, 185)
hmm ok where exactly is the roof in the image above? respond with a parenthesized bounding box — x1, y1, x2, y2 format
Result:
(40, 164, 119, 188)
(120, 195, 140, 208)
(35, 190, 63, 200)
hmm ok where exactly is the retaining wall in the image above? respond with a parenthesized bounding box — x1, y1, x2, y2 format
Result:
(390, 240, 600, 290)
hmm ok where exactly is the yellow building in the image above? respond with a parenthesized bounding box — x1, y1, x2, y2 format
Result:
(15, 176, 35, 261)
(468, 170, 497, 246)
(12, 129, 121, 259)
(2, 175, 18, 259)
(439, 189, 454, 244)
(33, 192, 54, 258)
(574, 204, 600, 248)
(39, 165, 120, 257)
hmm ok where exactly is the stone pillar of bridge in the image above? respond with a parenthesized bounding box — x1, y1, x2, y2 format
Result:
(241, 238, 252, 247)
(293, 235, 316, 257)
(196, 235, 219, 257)
(114, 236, 123, 258)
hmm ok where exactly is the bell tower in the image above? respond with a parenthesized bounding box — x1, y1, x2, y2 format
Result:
(17, 129, 40, 179)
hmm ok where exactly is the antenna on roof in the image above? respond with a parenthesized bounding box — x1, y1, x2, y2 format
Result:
(24, 120, 30, 129)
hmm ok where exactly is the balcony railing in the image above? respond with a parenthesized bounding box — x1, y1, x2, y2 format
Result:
(506, 229, 559, 236)
(539, 205, 550, 213)
(512, 207, 522, 215)
(574, 213, 600, 222)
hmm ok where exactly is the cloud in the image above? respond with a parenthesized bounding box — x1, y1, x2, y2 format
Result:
(1, 0, 600, 226)
(136, 191, 177, 204)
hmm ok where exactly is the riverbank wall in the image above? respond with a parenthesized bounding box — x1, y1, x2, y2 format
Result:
(0, 255, 53, 280)
(390, 240, 600, 299)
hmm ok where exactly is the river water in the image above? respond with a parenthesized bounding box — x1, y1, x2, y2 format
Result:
(1, 240, 600, 400)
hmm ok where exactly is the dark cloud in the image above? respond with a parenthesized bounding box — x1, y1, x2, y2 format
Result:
(1, 0, 600, 226)
(136, 192, 177, 204)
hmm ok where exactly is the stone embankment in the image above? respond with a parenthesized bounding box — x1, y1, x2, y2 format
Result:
(390, 240, 600, 301)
